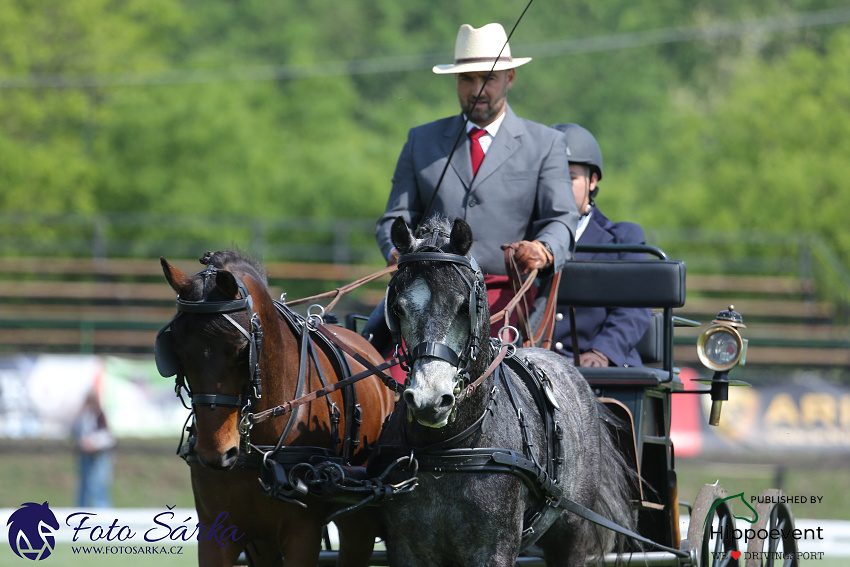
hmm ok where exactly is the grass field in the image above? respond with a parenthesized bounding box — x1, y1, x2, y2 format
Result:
(2, 440, 848, 565)
(0, 439, 194, 509)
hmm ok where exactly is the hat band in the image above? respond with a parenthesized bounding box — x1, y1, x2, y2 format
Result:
(454, 56, 512, 64)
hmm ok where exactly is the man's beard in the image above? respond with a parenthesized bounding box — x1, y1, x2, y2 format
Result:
(464, 99, 502, 124)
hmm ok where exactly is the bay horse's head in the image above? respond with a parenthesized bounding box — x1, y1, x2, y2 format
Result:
(157, 251, 268, 470)
(386, 216, 490, 428)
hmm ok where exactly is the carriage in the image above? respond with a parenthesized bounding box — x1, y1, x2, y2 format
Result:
(157, 225, 799, 567)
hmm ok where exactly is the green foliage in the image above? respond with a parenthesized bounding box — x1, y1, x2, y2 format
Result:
(628, 28, 850, 263)
(2, 0, 850, 269)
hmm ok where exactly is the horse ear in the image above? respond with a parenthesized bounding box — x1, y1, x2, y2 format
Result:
(161, 257, 193, 296)
(391, 216, 415, 254)
(449, 218, 473, 256)
(215, 270, 240, 299)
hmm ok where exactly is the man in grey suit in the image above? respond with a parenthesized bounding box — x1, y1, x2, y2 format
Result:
(375, 22, 578, 277)
(366, 23, 578, 352)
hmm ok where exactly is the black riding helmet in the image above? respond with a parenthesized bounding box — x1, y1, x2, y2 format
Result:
(551, 123, 602, 201)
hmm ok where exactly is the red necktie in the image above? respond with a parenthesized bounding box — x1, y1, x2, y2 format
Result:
(469, 127, 487, 177)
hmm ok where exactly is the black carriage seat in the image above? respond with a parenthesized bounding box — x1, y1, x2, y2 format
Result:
(558, 246, 687, 521)
(557, 245, 686, 386)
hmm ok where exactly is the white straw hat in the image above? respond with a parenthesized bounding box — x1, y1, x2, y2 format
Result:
(432, 23, 532, 74)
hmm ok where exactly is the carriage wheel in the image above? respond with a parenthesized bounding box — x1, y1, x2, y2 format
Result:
(686, 484, 740, 567)
(744, 489, 799, 567)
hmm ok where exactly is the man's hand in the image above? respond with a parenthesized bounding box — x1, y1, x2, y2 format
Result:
(501, 240, 553, 275)
(579, 349, 609, 367)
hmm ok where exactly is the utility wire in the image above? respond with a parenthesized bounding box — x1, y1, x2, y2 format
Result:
(2, 7, 850, 89)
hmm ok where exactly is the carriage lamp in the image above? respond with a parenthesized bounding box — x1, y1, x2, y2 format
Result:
(697, 305, 748, 371)
(696, 305, 750, 426)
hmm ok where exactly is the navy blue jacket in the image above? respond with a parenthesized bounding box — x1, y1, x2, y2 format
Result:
(553, 208, 651, 367)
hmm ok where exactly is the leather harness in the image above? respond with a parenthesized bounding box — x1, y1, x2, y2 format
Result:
(155, 264, 374, 504)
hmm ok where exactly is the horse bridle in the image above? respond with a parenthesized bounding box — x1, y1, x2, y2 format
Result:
(155, 265, 263, 412)
(385, 236, 487, 393)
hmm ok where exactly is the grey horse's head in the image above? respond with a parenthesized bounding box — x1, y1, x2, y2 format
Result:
(386, 215, 490, 428)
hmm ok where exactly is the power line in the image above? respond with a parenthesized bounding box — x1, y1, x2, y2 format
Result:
(2, 7, 850, 89)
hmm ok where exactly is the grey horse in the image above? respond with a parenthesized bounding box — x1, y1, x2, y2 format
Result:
(369, 216, 637, 567)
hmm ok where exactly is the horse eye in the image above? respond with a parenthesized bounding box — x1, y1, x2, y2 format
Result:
(394, 297, 410, 317)
(235, 345, 251, 364)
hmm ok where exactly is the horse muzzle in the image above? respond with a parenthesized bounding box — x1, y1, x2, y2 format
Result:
(196, 445, 240, 470)
(193, 406, 242, 470)
(402, 362, 458, 428)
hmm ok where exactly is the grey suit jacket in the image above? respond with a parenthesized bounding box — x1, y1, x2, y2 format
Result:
(376, 106, 578, 275)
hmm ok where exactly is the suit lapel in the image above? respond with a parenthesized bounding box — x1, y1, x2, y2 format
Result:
(441, 115, 474, 190)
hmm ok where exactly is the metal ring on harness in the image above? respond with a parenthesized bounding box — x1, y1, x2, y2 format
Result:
(498, 325, 520, 347)
(306, 304, 325, 330)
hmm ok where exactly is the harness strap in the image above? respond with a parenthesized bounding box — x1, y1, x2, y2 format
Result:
(409, 342, 460, 367)
(190, 393, 243, 407)
(504, 247, 535, 345)
(269, 300, 364, 460)
(306, 338, 343, 454)
(248, 358, 402, 426)
(405, 445, 688, 557)
(313, 324, 397, 389)
(530, 270, 561, 349)
(176, 296, 251, 313)
(411, 386, 500, 454)
(275, 318, 313, 452)
(557, 498, 688, 558)
(457, 343, 510, 400)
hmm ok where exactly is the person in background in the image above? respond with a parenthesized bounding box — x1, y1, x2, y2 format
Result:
(366, 22, 578, 353)
(72, 388, 115, 507)
(551, 123, 651, 367)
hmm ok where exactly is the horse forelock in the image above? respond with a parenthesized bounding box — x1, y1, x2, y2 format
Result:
(201, 250, 269, 289)
(171, 250, 268, 341)
(412, 215, 454, 252)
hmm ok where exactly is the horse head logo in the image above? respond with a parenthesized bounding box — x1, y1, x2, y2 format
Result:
(6, 502, 60, 561)
(703, 491, 758, 530)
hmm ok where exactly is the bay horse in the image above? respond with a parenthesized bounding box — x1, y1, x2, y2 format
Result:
(371, 217, 636, 567)
(156, 250, 395, 566)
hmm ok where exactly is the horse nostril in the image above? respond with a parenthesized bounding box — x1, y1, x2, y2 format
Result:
(439, 394, 455, 409)
(402, 389, 418, 410)
(221, 446, 239, 468)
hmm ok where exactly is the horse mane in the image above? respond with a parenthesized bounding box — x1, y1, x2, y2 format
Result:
(200, 250, 269, 288)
